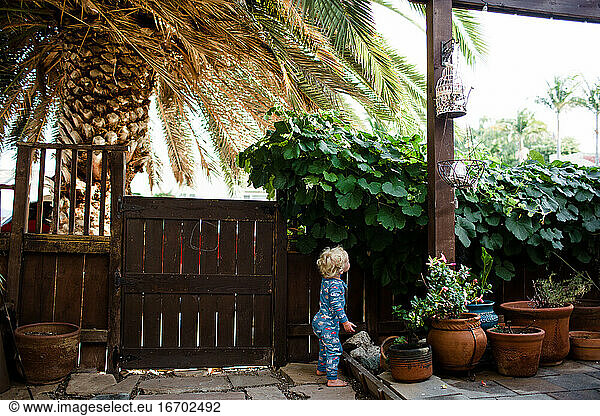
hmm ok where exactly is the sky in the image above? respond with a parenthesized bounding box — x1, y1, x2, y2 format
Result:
(374, 3, 600, 153)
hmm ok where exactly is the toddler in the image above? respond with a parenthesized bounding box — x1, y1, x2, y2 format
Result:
(311, 246, 356, 387)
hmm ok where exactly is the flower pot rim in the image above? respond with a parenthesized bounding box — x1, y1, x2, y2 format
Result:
(569, 330, 600, 340)
(432, 312, 481, 322)
(15, 322, 81, 340)
(500, 300, 574, 313)
(486, 326, 545, 338)
(467, 300, 495, 306)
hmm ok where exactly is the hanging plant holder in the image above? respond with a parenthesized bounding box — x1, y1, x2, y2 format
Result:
(437, 159, 485, 189)
(435, 39, 471, 119)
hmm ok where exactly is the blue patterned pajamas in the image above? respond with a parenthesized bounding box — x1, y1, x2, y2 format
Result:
(311, 277, 348, 380)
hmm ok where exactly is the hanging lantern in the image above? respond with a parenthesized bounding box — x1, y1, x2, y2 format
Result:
(435, 39, 471, 118)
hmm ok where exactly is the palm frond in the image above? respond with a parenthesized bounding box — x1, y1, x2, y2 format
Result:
(452, 9, 487, 66)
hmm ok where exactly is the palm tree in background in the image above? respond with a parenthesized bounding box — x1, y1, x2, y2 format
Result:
(0, 0, 486, 192)
(501, 109, 547, 162)
(536, 75, 579, 161)
(575, 78, 600, 165)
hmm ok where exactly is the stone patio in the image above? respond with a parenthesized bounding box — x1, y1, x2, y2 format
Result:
(0, 359, 598, 400)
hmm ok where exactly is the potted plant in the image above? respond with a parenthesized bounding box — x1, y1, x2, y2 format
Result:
(486, 324, 546, 377)
(501, 273, 592, 366)
(385, 298, 433, 383)
(396, 255, 487, 373)
(569, 331, 600, 361)
(464, 248, 498, 330)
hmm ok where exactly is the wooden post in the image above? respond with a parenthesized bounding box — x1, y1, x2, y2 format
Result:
(426, 0, 455, 263)
(7, 145, 33, 313)
(273, 194, 288, 367)
(107, 151, 125, 373)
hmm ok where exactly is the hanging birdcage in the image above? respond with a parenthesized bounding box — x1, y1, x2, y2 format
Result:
(435, 39, 471, 118)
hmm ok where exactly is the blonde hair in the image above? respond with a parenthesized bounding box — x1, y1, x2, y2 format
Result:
(317, 246, 349, 278)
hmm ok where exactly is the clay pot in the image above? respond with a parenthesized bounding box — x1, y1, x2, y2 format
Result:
(381, 336, 433, 383)
(15, 322, 80, 384)
(500, 301, 573, 366)
(570, 299, 600, 332)
(486, 326, 545, 377)
(569, 331, 600, 361)
(427, 313, 487, 372)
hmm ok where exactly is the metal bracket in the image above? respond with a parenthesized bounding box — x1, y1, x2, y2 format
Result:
(441, 39, 455, 66)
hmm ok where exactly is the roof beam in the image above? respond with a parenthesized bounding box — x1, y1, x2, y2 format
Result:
(409, 1, 600, 23)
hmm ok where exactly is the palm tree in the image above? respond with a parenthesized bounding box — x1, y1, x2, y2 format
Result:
(536, 75, 579, 161)
(0, 0, 485, 192)
(575, 78, 600, 165)
(501, 109, 547, 162)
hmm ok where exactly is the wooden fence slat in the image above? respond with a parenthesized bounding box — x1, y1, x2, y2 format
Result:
(161, 294, 180, 348)
(54, 254, 85, 325)
(68, 150, 77, 234)
(199, 294, 216, 347)
(142, 294, 161, 348)
(143, 219, 163, 274)
(99, 151, 108, 236)
(200, 220, 218, 275)
(255, 222, 273, 275)
(162, 220, 182, 274)
(237, 221, 254, 275)
(235, 294, 253, 347)
(35, 148, 46, 234)
(83, 150, 93, 235)
(216, 295, 235, 347)
(217, 221, 236, 275)
(253, 295, 271, 347)
(122, 294, 142, 348)
(347, 266, 365, 323)
(80, 346, 106, 371)
(181, 220, 199, 274)
(286, 253, 310, 362)
(125, 219, 144, 273)
(51, 149, 62, 234)
(180, 295, 199, 348)
(19, 253, 55, 324)
(82, 254, 109, 330)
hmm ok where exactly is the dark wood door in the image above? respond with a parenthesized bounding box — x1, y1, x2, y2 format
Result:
(118, 196, 285, 369)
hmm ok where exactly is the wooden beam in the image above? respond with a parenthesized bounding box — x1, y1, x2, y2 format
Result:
(273, 197, 288, 367)
(427, 0, 456, 262)
(410, 1, 600, 23)
(23, 234, 110, 254)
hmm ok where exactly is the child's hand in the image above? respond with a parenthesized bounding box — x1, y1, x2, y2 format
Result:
(342, 321, 357, 333)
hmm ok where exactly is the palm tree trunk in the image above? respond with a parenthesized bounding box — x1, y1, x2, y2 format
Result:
(595, 111, 599, 166)
(556, 112, 561, 161)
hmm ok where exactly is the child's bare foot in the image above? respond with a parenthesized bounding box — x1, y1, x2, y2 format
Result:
(316, 370, 326, 376)
(327, 379, 348, 387)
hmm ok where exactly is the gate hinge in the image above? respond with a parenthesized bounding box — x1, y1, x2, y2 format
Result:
(114, 268, 122, 289)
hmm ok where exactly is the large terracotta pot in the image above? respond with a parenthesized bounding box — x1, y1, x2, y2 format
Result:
(569, 331, 600, 361)
(570, 299, 600, 332)
(427, 313, 487, 372)
(15, 322, 80, 385)
(486, 326, 545, 377)
(381, 337, 432, 383)
(500, 301, 573, 366)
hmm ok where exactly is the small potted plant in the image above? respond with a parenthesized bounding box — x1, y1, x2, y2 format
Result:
(486, 323, 546, 377)
(464, 248, 498, 330)
(397, 255, 487, 373)
(501, 273, 591, 366)
(385, 298, 433, 383)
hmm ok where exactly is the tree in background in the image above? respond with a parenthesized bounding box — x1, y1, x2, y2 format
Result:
(536, 75, 579, 161)
(575, 78, 600, 165)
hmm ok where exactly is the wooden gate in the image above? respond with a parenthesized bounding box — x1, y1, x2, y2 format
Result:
(117, 196, 287, 369)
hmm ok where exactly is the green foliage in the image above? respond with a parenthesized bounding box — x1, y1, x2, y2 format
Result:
(238, 110, 428, 291)
(530, 273, 592, 308)
(456, 160, 600, 282)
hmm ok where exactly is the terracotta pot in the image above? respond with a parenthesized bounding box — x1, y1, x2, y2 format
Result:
(500, 301, 573, 366)
(15, 322, 80, 385)
(427, 313, 487, 372)
(570, 299, 600, 332)
(486, 326, 545, 377)
(381, 337, 432, 383)
(569, 331, 600, 361)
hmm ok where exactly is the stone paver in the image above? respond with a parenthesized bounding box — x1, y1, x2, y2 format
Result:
(580, 361, 600, 369)
(66, 373, 117, 396)
(549, 361, 597, 374)
(99, 374, 141, 396)
(428, 394, 467, 400)
(138, 376, 230, 394)
(379, 372, 461, 400)
(246, 385, 287, 400)
(290, 384, 355, 400)
(135, 392, 245, 400)
(0, 383, 59, 400)
(549, 389, 600, 400)
(280, 363, 325, 385)
(586, 370, 600, 380)
(535, 366, 561, 377)
(228, 373, 279, 388)
(543, 373, 600, 391)
(445, 380, 517, 399)
(496, 393, 555, 400)
(495, 377, 565, 395)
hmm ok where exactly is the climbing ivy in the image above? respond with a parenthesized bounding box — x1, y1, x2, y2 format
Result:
(239, 110, 600, 292)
